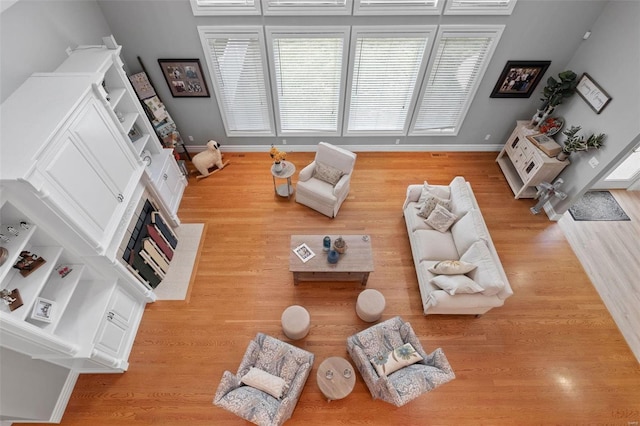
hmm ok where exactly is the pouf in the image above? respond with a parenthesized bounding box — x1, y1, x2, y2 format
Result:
(356, 289, 386, 322)
(281, 305, 311, 340)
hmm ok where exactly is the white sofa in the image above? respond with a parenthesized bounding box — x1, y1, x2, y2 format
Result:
(403, 177, 513, 315)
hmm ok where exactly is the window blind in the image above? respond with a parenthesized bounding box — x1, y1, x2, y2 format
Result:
(346, 32, 430, 133)
(444, 0, 517, 15)
(270, 34, 346, 134)
(202, 32, 274, 135)
(190, 0, 261, 15)
(412, 28, 502, 134)
(263, 0, 351, 15)
(354, 0, 441, 15)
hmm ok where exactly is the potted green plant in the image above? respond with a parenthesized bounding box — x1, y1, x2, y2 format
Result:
(557, 125, 606, 161)
(532, 70, 578, 127)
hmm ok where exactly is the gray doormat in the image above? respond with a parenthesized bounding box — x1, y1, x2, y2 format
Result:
(568, 191, 631, 221)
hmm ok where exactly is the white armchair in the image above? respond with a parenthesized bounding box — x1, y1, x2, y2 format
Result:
(295, 142, 357, 218)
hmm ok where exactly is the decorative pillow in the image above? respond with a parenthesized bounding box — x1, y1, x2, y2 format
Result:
(425, 204, 458, 233)
(418, 181, 450, 203)
(428, 260, 477, 275)
(451, 209, 489, 257)
(370, 343, 424, 377)
(449, 176, 474, 218)
(241, 367, 287, 399)
(313, 161, 343, 186)
(416, 193, 451, 219)
(430, 274, 484, 295)
(460, 240, 505, 296)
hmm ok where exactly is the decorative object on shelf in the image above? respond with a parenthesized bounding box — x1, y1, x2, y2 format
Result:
(6, 226, 19, 236)
(1, 288, 23, 311)
(576, 72, 611, 114)
(323, 236, 331, 252)
(141, 150, 152, 166)
(327, 249, 340, 264)
(490, 60, 551, 98)
(55, 264, 73, 278)
(531, 70, 578, 127)
(0, 234, 9, 243)
(31, 297, 55, 323)
(19, 221, 31, 230)
(538, 116, 564, 136)
(13, 250, 46, 277)
(158, 58, 210, 98)
(526, 133, 562, 157)
(270, 145, 287, 172)
(530, 179, 567, 214)
(0, 246, 8, 266)
(333, 237, 348, 254)
(556, 125, 606, 161)
(192, 140, 230, 180)
(293, 243, 315, 263)
(128, 124, 143, 143)
(115, 109, 125, 123)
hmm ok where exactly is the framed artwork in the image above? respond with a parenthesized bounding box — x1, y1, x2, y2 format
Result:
(158, 59, 210, 98)
(576, 73, 611, 114)
(129, 72, 157, 100)
(490, 60, 551, 98)
(31, 297, 55, 323)
(293, 243, 315, 263)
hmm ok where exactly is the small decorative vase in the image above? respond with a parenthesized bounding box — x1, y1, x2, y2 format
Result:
(556, 151, 570, 162)
(273, 161, 283, 172)
(327, 250, 339, 264)
(322, 236, 331, 252)
(333, 237, 347, 254)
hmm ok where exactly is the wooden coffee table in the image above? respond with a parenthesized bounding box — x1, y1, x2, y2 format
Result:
(317, 357, 356, 402)
(289, 235, 374, 285)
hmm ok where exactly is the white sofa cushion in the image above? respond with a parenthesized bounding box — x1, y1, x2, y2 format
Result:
(404, 202, 435, 232)
(460, 240, 504, 296)
(430, 274, 484, 295)
(416, 193, 451, 218)
(413, 230, 459, 261)
(449, 177, 474, 218)
(419, 181, 450, 203)
(451, 209, 488, 257)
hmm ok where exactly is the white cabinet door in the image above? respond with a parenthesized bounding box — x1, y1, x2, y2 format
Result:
(38, 95, 140, 251)
(94, 287, 136, 359)
(157, 154, 186, 214)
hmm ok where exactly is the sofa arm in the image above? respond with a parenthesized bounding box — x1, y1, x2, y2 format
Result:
(298, 161, 316, 182)
(213, 371, 240, 404)
(403, 184, 423, 210)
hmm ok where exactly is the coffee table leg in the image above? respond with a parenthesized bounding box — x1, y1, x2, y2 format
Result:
(361, 272, 369, 286)
(293, 272, 299, 285)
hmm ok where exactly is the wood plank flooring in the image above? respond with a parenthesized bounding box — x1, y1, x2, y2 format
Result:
(40, 152, 640, 425)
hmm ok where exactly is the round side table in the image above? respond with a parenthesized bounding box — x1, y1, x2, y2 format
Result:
(271, 161, 296, 199)
(317, 357, 356, 402)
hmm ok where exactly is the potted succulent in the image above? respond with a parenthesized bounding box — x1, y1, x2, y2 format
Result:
(557, 125, 606, 161)
(532, 70, 578, 127)
(333, 236, 348, 254)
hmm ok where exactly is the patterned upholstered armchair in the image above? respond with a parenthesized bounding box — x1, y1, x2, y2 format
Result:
(295, 142, 357, 218)
(214, 333, 315, 426)
(346, 316, 455, 407)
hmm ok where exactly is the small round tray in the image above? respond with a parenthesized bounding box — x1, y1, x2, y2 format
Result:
(540, 117, 565, 136)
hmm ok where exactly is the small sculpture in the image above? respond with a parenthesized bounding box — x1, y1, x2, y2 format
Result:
(191, 140, 230, 180)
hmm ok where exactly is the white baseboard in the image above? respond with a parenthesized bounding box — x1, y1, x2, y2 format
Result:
(186, 144, 504, 154)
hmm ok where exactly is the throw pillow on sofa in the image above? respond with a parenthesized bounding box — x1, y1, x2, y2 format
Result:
(419, 181, 450, 203)
(449, 176, 474, 218)
(416, 193, 451, 219)
(425, 204, 458, 232)
(460, 240, 504, 296)
(428, 259, 477, 275)
(430, 274, 484, 295)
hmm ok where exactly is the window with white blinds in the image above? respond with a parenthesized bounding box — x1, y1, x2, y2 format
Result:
(190, 0, 261, 15)
(410, 26, 504, 135)
(267, 28, 348, 135)
(443, 0, 517, 15)
(345, 28, 434, 134)
(353, 0, 442, 15)
(262, 0, 352, 15)
(198, 28, 275, 136)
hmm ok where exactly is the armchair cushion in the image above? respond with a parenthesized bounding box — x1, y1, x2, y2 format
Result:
(370, 343, 424, 377)
(313, 161, 343, 186)
(241, 367, 287, 399)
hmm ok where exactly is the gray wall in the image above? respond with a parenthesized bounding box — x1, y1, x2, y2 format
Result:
(550, 0, 640, 213)
(0, 0, 112, 103)
(96, 0, 607, 150)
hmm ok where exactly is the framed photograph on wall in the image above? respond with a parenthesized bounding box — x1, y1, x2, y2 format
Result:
(490, 60, 551, 98)
(158, 59, 210, 98)
(576, 73, 611, 114)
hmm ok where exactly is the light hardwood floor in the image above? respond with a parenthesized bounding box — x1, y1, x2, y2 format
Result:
(39, 152, 640, 425)
(559, 189, 640, 363)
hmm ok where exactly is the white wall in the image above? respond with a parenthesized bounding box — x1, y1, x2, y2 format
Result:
(551, 0, 640, 214)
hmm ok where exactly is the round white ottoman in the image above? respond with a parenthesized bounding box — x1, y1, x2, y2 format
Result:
(281, 305, 311, 340)
(356, 289, 386, 322)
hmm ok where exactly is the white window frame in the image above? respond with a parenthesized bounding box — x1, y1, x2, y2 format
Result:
(262, 0, 352, 15)
(409, 25, 504, 136)
(443, 0, 517, 15)
(198, 26, 276, 137)
(265, 26, 350, 136)
(343, 26, 436, 136)
(190, 0, 261, 15)
(353, 0, 442, 15)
